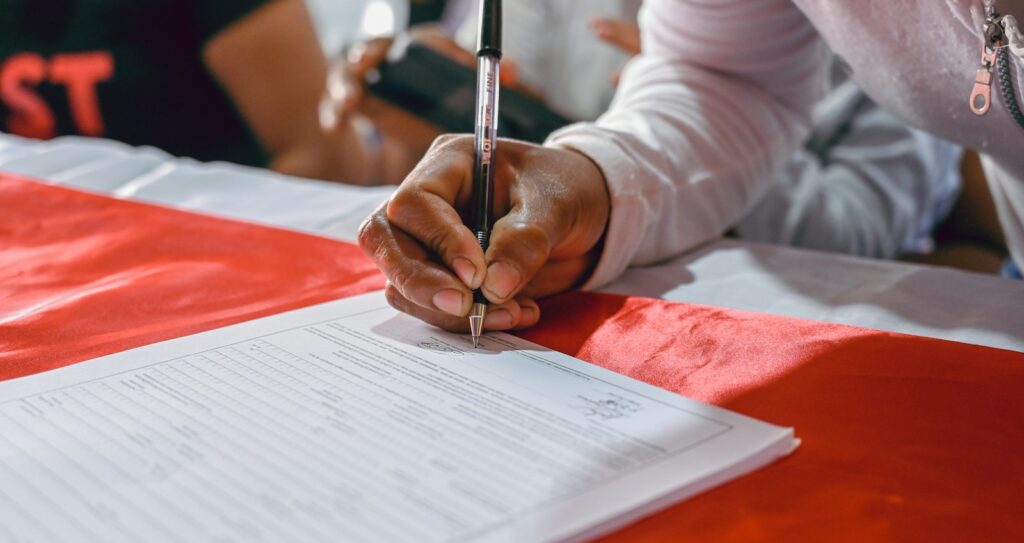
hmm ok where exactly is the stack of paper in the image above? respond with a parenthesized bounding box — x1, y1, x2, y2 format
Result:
(0, 292, 796, 542)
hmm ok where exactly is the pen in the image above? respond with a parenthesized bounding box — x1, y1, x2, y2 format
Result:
(468, 0, 502, 348)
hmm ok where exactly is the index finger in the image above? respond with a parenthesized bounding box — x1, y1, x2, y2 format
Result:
(384, 135, 489, 289)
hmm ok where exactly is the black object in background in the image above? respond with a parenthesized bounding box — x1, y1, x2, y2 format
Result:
(409, 0, 447, 25)
(367, 42, 573, 143)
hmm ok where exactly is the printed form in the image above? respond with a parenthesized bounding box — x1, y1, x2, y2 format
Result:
(0, 292, 796, 543)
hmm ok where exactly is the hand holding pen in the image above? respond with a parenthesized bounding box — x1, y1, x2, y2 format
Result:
(359, 137, 608, 336)
(357, 26, 610, 339)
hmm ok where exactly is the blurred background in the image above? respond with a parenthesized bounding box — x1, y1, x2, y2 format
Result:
(307, 0, 456, 56)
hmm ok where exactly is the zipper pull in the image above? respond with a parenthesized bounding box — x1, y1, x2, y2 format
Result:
(970, 45, 998, 115)
(970, 13, 1007, 116)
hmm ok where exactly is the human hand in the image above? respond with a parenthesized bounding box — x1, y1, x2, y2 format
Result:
(359, 135, 610, 332)
(319, 30, 530, 185)
(318, 37, 444, 185)
(320, 27, 521, 127)
(320, 27, 532, 131)
(320, 37, 393, 129)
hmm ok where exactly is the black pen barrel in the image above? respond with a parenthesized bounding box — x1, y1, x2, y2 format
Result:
(477, 0, 502, 58)
(471, 54, 500, 238)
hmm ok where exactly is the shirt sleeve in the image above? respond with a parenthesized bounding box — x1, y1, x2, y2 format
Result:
(192, 0, 273, 43)
(737, 81, 963, 259)
(545, 0, 830, 289)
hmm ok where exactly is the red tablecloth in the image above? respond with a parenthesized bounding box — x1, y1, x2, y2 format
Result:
(3, 173, 1023, 542)
(0, 174, 385, 378)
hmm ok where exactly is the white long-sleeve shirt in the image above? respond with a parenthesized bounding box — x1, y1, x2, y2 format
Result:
(738, 78, 963, 258)
(548, 0, 1024, 288)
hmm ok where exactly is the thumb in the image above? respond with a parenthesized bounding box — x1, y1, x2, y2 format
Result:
(481, 152, 606, 304)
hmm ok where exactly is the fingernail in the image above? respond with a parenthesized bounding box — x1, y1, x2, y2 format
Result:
(520, 303, 538, 324)
(432, 289, 465, 316)
(483, 261, 522, 301)
(451, 257, 478, 288)
(483, 309, 513, 329)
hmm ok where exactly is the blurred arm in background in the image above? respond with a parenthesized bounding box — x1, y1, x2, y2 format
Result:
(205, 0, 375, 183)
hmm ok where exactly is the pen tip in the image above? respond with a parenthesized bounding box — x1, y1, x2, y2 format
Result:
(469, 303, 486, 348)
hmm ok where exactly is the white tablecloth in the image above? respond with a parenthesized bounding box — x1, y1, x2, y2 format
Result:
(3, 133, 1022, 352)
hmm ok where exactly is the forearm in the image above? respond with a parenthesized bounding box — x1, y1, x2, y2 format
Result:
(268, 121, 371, 183)
(547, 0, 827, 288)
(205, 0, 372, 183)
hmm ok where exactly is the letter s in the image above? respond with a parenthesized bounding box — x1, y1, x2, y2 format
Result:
(1, 53, 55, 139)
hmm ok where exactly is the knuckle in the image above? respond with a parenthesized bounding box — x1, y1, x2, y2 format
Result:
(356, 213, 384, 255)
(384, 190, 464, 259)
(385, 189, 417, 223)
(424, 227, 461, 261)
(389, 268, 412, 299)
(384, 283, 407, 311)
(429, 133, 472, 153)
(385, 191, 434, 240)
(357, 206, 394, 255)
(432, 133, 458, 147)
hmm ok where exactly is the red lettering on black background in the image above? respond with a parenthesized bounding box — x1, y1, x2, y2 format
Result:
(1, 53, 54, 139)
(50, 52, 114, 137)
(1, 51, 114, 139)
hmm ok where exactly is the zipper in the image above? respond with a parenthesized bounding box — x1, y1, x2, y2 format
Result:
(969, 3, 1007, 115)
(970, 1, 1024, 132)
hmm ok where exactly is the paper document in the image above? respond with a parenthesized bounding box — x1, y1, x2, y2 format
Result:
(0, 292, 796, 542)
